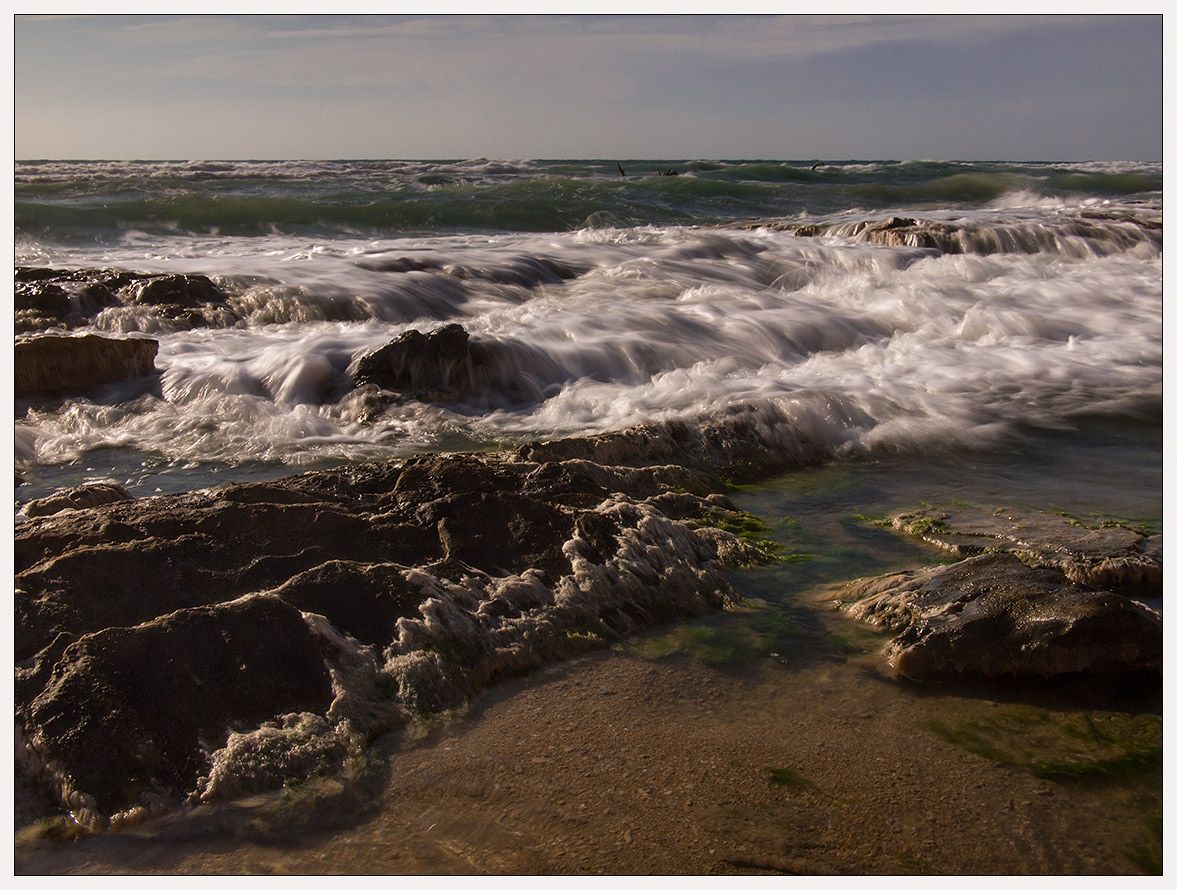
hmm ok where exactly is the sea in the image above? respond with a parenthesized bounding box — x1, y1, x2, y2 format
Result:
(11, 159, 1166, 871)
(13, 158, 1163, 539)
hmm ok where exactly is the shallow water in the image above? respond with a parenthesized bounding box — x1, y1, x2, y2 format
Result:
(16, 419, 1164, 873)
(17, 524, 1162, 874)
(733, 419, 1163, 583)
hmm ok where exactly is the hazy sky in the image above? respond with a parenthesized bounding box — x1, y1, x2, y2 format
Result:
(13, 12, 1163, 161)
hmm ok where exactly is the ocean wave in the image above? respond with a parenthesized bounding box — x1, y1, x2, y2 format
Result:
(17, 219, 1160, 480)
(17, 158, 1162, 244)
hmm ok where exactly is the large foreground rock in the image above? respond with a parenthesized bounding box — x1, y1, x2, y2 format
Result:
(15, 417, 808, 829)
(15, 335, 159, 394)
(837, 552, 1162, 681)
(20, 595, 336, 822)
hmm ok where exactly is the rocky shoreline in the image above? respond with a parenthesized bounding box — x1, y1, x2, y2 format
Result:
(15, 401, 1163, 837)
(12, 247, 1163, 870)
(16, 401, 831, 831)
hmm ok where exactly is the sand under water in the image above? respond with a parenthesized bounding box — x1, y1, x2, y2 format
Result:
(15, 445, 1163, 876)
(14, 593, 1161, 875)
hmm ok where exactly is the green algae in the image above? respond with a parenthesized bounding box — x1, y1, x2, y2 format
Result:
(698, 507, 811, 567)
(700, 506, 772, 539)
(763, 766, 815, 790)
(924, 704, 1163, 876)
(926, 707, 1162, 782)
(629, 620, 752, 668)
(903, 516, 950, 537)
(1125, 813, 1163, 875)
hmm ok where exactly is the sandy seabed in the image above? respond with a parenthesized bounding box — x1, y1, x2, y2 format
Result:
(14, 591, 1160, 877)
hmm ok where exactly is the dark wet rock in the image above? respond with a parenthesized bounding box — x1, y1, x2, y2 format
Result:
(15, 334, 158, 394)
(123, 274, 219, 307)
(352, 323, 473, 396)
(15, 438, 783, 826)
(114, 273, 239, 329)
(121, 273, 231, 312)
(271, 561, 425, 647)
(23, 482, 135, 518)
(886, 506, 1161, 596)
(355, 256, 445, 273)
(837, 553, 1162, 681)
(15, 281, 71, 332)
(18, 594, 336, 827)
(12, 267, 240, 332)
(349, 323, 569, 405)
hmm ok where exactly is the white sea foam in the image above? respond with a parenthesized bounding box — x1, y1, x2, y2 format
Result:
(16, 209, 1160, 485)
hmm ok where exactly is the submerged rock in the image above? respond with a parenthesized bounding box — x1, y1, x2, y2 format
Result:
(14, 334, 159, 394)
(519, 401, 830, 484)
(746, 213, 1163, 258)
(886, 506, 1161, 596)
(838, 552, 1162, 681)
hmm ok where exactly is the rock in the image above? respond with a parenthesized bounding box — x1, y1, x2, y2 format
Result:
(348, 323, 570, 405)
(351, 323, 475, 399)
(352, 323, 469, 391)
(15, 441, 772, 824)
(23, 482, 134, 518)
(791, 224, 825, 237)
(15, 281, 71, 332)
(519, 401, 829, 483)
(738, 214, 1161, 257)
(114, 273, 239, 330)
(14, 334, 158, 394)
(12, 267, 240, 332)
(124, 273, 229, 308)
(855, 217, 965, 251)
(887, 506, 1161, 596)
(838, 553, 1162, 681)
(19, 594, 336, 823)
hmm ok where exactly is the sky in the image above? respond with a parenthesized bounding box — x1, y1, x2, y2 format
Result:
(12, 11, 1165, 161)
